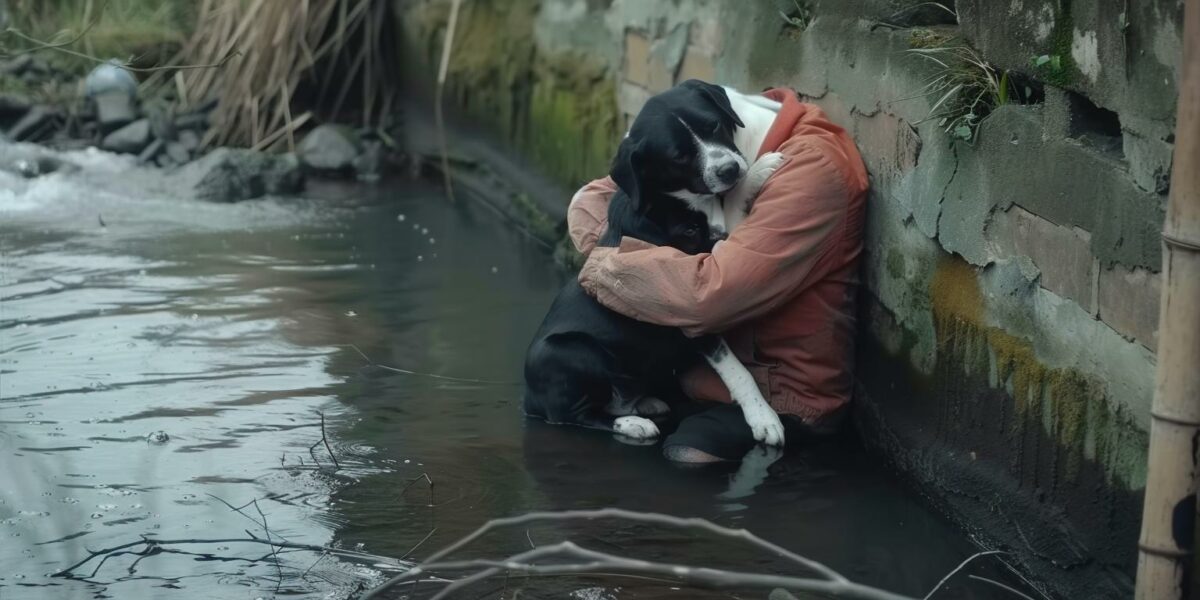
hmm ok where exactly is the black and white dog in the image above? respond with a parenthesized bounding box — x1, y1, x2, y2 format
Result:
(523, 80, 785, 445)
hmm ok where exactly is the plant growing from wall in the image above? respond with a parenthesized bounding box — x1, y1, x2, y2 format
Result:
(905, 39, 1019, 143)
(778, 0, 813, 32)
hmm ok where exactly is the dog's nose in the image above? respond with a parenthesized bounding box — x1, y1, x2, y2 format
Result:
(716, 162, 741, 185)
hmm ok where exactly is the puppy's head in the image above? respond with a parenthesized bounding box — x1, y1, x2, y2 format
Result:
(612, 79, 747, 205)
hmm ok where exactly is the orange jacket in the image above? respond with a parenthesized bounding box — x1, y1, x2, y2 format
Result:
(570, 89, 868, 424)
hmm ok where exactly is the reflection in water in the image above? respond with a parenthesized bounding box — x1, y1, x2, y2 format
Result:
(2, 157, 1026, 599)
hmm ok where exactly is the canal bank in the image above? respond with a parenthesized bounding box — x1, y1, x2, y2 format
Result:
(395, 1, 1182, 597)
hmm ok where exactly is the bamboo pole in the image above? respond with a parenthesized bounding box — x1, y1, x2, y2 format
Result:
(1135, 0, 1200, 597)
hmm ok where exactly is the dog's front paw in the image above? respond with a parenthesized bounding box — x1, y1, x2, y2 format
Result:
(614, 416, 660, 440)
(634, 396, 670, 416)
(746, 152, 785, 187)
(741, 401, 785, 447)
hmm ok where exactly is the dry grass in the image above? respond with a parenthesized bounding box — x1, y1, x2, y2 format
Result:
(153, 0, 398, 150)
(905, 41, 1013, 142)
(3, 0, 193, 74)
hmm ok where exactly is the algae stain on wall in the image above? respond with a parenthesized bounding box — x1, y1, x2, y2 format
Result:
(403, 0, 620, 190)
(928, 256, 1147, 491)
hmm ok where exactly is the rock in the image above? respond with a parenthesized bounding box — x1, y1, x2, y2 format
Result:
(148, 107, 176, 141)
(2, 54, 49, 78)
(6, 105, 58, 141)
(353, 139, 384, 182)
(92, 90, 137, 132)
(165, 141, 191, 164)
(101, 119, 151, 154)
(0, 93, 31, 121)
(138, 138, 164, 163)
(173, 112, 208, 131)
(298, 124, 360, 173)
(175, 148, 304, 202)
(146, 431, 169, 444)
(85, 62, 139, 132)
(84, 61, 137, 99)
(177, 129, 200, 152)
(0, 143, 78, 178)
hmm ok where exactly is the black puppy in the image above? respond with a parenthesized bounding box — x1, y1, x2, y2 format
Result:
(523, 80, 785, 444)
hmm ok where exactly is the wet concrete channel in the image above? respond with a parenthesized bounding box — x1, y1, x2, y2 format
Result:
(1, 152, 1037, 599)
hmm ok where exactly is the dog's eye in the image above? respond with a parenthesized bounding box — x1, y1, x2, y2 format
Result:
(684, 226, 699, 237)
(670, 153, 690, 165)
(711, 122, 723, 134)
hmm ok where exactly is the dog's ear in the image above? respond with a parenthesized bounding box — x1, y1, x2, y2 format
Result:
(611, 136, 643, 205)
(682, 79, 745, 128)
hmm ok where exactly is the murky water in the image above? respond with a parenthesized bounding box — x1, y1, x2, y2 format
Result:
(1, 150, 1036, 599)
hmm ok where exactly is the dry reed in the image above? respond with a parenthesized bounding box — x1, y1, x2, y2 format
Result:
(150, 0, 398, 150)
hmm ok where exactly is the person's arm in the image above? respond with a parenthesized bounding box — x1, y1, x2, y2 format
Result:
(578, 144, 852, 337)
(567, 176, 618, 257)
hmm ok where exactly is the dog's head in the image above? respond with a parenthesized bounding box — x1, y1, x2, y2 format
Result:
(611, 79, 746, 205)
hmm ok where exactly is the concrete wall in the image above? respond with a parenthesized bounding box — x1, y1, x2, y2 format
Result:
(396, 1, 1182, 597)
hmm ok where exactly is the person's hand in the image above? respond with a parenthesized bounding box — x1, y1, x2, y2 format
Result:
(577, 238, 657, 297)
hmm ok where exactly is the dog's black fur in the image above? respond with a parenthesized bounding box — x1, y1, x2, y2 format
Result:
(523, 80, 745, 434)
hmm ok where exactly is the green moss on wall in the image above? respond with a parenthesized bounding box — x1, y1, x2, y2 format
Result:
(928, 256, 1147, 489)
(405, 0, 619, 191)
(1035, 0, 1078, 88)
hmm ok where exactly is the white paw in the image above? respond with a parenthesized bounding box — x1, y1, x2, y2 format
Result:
(635, 397, 670, 416)
(740, 400, 785, 447)
(744, 152, 785, 190)
(613, 416, 660, 440)
(716, 445, 784, 500)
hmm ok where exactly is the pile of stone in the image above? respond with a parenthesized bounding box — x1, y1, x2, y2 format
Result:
(1, 59, 216, 169)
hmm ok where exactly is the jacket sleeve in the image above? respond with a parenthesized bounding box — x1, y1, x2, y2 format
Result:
(567, 176, 618, 257)
(578, 144, 850, 337)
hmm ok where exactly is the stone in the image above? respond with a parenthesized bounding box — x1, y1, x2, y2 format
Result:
(2, 54, 48, 78)
(174, 112, 209, 132)
(165, 141, 191, 165)
(101, 119, 152, 154)
(298, 124, 360, 172)
(352, 140, 383, 182)
(177, 129, 201, 152)
(1098, 265, 1161, 349)
(84, 61, 138, 99)
(6, 105, 57, 142)
(137, 138, 164, 164)
(175, 148, 304, 202)
(0, 93, 31, 121)
(991, 206, 1096, 311)
(92, 90, 137, 132)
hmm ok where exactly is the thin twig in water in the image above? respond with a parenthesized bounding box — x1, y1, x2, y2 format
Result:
(401, 527, 438, 560)
(967, 575, 1038, 600)
(252, 499, 284, 592)
(525, 529, 536, 549)
(923, 550, 1005, 599)
(54, 536, 415, 579)
(205, 494, 294, 543)
(301, 551, 329, 580)
(308, 410, 340, 469)
(339, 344, 521, 385)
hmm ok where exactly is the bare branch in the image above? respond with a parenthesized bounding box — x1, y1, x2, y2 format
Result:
(967, 575, 1038, 600)
(923, 550, 1006, 599)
